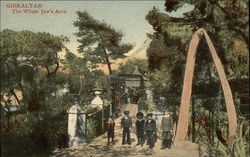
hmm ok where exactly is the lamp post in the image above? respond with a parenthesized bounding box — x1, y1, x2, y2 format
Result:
(73, 94, 80, 105)
(110, 86, 114, 116)
(91, 90, 104, 132)
(109, 75, 115, 117)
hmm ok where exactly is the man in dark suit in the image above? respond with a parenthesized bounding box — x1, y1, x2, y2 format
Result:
(145, 113, 157, 149)
(161, 110, 173, 149)
(121, 110, 132, 145)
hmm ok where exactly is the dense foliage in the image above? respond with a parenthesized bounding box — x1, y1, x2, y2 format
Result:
(1, 7, 132, 154)
(145, 0, 249, 155)
(114, 59, 148, 75)
(0, 29, 70, 156)
(146, 0, 249, 93)
(62, 51, 108, 108)
(1, 2, 248, 156)
(0, 29, 109, 156)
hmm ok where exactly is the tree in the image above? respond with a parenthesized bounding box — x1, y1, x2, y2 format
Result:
(73, 11, 133, 75)
(146, 0, 248, 79)
(145, 0, 248, 144)
(114, 59, 148, 74)
(63, 51, 108, 106)
(0, 29, 69, 156)
(1, 29, 68, 108)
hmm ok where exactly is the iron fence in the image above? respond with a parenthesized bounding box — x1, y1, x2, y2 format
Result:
(85, 105, 111, 141)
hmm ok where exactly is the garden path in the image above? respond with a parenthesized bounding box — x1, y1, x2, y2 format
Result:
(52, 104, 199, 157)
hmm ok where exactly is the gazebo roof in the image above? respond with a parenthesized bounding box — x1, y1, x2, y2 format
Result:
(110, 66, 151, 88)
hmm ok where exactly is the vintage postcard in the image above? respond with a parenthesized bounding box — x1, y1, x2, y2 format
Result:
(1, 0, 249, 157)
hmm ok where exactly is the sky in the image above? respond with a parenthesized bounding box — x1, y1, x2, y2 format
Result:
(1, 1, 194, 58)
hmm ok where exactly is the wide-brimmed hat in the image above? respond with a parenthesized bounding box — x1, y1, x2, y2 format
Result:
(124, 110, 130, 115)
(136, 112, 144, 118)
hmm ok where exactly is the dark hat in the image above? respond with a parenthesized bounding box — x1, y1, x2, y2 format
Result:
(136, 112, 144, 118)
(124, 110, 130, 115)
(146, 113, 153, 117)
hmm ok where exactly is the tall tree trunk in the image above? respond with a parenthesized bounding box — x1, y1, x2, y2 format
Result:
(102, 46, 112, 75)
(98, 36, 112, 75)
(175, 28, 237, 141)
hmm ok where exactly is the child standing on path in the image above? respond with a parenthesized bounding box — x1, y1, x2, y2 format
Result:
(121, 110, 132, 145)
(107, 116, 115, 145)
(136, 112, 145, 146)
(145, 113, 157, 149)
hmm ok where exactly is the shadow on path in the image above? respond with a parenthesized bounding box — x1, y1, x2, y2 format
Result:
(52, 104, 199, 157)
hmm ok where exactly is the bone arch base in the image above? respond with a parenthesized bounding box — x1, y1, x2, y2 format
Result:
(175, 28, 237, 141)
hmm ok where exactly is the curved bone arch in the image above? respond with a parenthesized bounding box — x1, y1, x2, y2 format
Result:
(175, 28, 237, 141)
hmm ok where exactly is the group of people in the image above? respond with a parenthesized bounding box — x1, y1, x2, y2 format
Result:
(106, 110, 173, 150)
